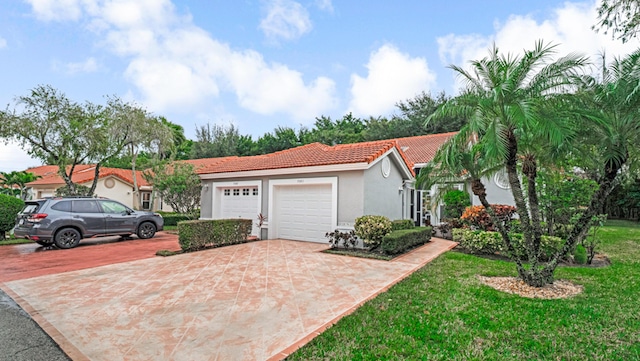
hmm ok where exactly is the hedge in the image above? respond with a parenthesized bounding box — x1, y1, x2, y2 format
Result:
(178, 219, 252, 251)
(380, 226, 432, 255)
(391, 219, 415, 231)
(0, 194, 24, 238)
(452, 228, 564, 261)
(160, 213, 192, 226)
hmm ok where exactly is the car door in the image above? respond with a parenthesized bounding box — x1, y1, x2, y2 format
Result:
(70, 200, 105, 236)
(99, 200, 137, 234)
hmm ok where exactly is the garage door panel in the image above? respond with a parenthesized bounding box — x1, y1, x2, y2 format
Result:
(220, 186, 259, 236)
(274, 183, 333, 243)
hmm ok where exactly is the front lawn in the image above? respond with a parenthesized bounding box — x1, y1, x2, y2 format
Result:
(288, 221, 640, 360)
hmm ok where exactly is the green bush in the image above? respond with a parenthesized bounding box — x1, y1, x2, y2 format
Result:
(452, 228, 564, 261)
(160, 213, 192, 226)
(391, 219, 415, 231)
(574, 244, 587, 264)
(354, 215, 393, 249)
(178, 219, 252, 251)
(380, 227, 432, 255)
(0, 194, 24, 239)
(442, 189, 471, 219)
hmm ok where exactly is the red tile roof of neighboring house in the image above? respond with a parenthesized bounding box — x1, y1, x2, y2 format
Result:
(26, 165, 150, 187)
(394, 132, 457, 166)
(196, 140, 414, 175)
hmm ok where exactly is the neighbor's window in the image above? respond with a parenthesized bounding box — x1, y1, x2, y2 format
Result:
(141, 192, 151, 210)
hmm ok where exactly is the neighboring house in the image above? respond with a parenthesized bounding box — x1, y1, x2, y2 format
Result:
(24, 165, 168, 211)
(195, 132, 515, 243)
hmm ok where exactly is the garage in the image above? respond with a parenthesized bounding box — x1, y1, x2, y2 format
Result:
(270, 179, 336, 243)
(214, 183, 261, 236)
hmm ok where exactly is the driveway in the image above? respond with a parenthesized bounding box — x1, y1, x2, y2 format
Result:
(0, 232, 181, 282)
(1, 238, 456, 361)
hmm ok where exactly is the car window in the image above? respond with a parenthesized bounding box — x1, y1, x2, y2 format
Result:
(100, 200, 129, 214)
(21, 203, 41, 214)
(51, 201, 72, 212)
(71, 200, 100, 213)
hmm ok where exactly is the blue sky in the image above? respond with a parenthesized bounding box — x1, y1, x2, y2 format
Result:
(1, 0, 639, 172)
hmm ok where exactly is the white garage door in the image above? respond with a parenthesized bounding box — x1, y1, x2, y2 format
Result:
(274, 184, 333, 243)
(220, 187, 259, 235)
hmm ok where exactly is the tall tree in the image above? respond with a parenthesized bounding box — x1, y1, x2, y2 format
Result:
(190, 123, 243, 159)
(594, 0, 640, 42)
(0, 85, 146, 196)
(148, 162, 202, 218)
(303, 113, 366, 145)
(427, 41, 589, 287)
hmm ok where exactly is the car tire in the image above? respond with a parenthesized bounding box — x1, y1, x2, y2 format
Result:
(54, 228, 81, 249)
(35, 240, 54, 247)
(137, 222, 156, 239)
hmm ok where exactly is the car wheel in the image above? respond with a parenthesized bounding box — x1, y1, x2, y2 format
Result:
(54, 228, 81, 249)
(137, 222, 156, 239)
(35, 240, 54, 247)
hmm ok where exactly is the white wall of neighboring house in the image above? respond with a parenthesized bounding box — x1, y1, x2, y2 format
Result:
(88, 177, 133, 207)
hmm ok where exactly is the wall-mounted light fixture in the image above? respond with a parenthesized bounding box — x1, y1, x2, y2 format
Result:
(203, 184, 209, 191)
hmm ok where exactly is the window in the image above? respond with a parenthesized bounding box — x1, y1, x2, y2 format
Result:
(99, 200, 129, 214)
(141, 192, 151, 210)
(51, 201, 72, 212)
(224, 189, 230, 196)
(242, 188, 249, 196)
(233, 189, 240, 196)
(71, 200, 100, 213)
(252, 188, 259, 196)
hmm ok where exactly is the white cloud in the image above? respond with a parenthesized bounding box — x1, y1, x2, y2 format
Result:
(63, 57, 99, 74)
(315, 0, 333, 12)
(437, 1, 640, 91)
(25, 0, 85, 21)
(259, 0, 312, 42)
(348, 44, 436, 117)
(25, 0, 337, 122)
(0, 142, 41, 173)
(0, 37, 6, 49)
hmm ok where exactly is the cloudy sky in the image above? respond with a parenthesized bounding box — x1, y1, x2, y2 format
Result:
(1, 0, 639, 172)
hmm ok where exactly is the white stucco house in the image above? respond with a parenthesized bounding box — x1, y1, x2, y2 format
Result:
(24, 165, 168, 211)
(194, 132, 514, 243)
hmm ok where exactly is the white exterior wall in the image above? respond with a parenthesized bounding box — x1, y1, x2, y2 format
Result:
(362, 155, 406, 221)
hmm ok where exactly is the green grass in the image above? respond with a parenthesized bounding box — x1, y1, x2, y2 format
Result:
(288, 220, 640, 361)
(0, 237, 32, 246)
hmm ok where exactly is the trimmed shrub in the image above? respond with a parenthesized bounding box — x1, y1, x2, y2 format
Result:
(0, 194, 25, 239)
(442, 189, 471, 219)
(391, 219, 415, 231)
(160, 213, 192, 226)
(354, 215, 392, 249)
(325, 229, 358, 249)
(380, 227, 432, 255)
(574, 244, 587, 264)
(452, 228, 563, 261)
(178, 219, 252, 251)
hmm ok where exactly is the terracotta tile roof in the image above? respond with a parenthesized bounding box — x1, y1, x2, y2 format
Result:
(181, 157, 238, 170)
(394, 132, 457, 166)
(196, 140, 412, 175)
(26, 165, 150, 187)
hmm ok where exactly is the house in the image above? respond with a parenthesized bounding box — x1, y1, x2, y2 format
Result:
(195, 132, 515, 243)
(24, 165, 168, 211)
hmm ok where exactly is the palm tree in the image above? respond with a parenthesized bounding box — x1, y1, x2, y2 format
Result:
(427, 41, 589, 287)
(0, 171, 41, 200)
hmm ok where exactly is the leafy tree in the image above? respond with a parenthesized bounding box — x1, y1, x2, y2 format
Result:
(425, 41, 589, 287)
(594, 0, 640, 42)
(303, 113, 366, 145)
(254, 126, 304, 154)
(190, 123, 244, 159)
(148, 163, 201, 218)
(0, 85, 149, 196)
(0, 194, 24, 239)
(0, 171, 41, 200)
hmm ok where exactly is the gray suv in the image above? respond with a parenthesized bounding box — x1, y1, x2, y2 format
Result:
(14, 197, 164, 249)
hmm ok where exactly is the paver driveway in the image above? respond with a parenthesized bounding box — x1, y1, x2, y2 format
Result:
(2, 238, 456, 361)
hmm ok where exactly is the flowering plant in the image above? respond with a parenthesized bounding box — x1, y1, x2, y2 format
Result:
(354, 215, 392, 249)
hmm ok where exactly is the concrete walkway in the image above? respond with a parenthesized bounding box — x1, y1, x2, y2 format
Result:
(2, 238, 456, 361)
